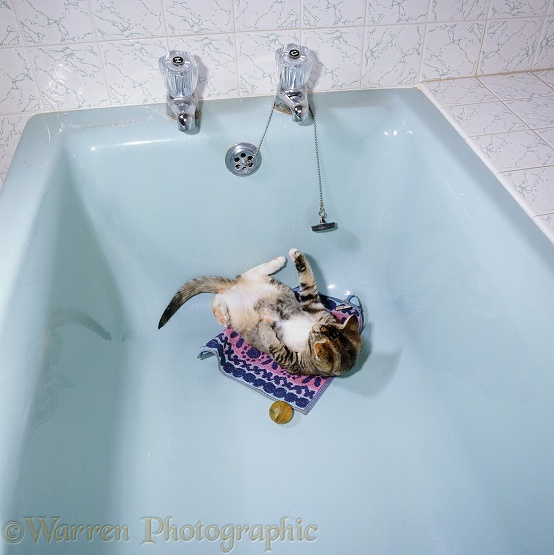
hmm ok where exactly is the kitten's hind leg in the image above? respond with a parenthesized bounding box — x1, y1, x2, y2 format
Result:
(212, 295, 231, 326)
(242, 256, 286, 279)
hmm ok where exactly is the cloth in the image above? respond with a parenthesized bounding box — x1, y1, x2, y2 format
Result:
(198, 290, 363, 414)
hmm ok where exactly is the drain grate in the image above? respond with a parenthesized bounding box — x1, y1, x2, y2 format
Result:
(225, 143, 261, 176)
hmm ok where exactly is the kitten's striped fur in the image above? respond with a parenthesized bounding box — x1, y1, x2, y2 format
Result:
(158, 249, 361, 376)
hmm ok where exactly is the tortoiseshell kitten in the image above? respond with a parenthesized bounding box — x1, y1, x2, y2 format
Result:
(158, 249, 361, 376)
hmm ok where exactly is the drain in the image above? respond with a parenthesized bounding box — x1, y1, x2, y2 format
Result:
(225, 143, 261, 176)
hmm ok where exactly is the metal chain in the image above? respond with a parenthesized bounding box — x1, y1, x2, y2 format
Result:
(309, 106, 327, 219)
(255, 101, 276, 156)
(256, 101, 328, 219)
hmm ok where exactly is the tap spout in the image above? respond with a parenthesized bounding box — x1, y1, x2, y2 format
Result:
(276, 89, 310, 123)
(166, 94, 198, 132)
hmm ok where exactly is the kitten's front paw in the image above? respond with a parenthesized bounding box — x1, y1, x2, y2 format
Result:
(289, 248, 306, 271)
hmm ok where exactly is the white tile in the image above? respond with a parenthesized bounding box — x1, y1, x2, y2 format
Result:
(535, 69, 554, 88)
(28, 45, 110, 110)
(0, 48, 41, 113)
(101, 40, 167, 105)
(535, 69, 554, 89)
(489, 0, 550, 18)
(535, 127, 554, 146)
(90, 0, 165, 40)
(421, 22, 484, 80)
(534, 16, 554, 69)
(236, 31, 301, 96)
(469, 130, 554, 172)
(0, 0, 21, 45)
(479, 18, 543, 74)
(13, 0, 95, 44)
(362, 24, 424, 87)
(443, 102, 527, 135)
(429, 0, 489, 21)
(505, 95, 554, 128)
(303, 0, 365, 27)
(169, 35, 238, 98)
(500, 166, 554, 215)
(165, 0, 234, 35)
(366, 0, 428, 24)
(421, 78, 496, 107)
(234, 0, 300, 32)
(480, 73, 554, 100)
(304, 27, 364, 90)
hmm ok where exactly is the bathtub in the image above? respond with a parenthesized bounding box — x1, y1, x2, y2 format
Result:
(1, 89, 553, 554)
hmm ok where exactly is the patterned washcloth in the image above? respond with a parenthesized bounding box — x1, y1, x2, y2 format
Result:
(198, 291, 363, 414)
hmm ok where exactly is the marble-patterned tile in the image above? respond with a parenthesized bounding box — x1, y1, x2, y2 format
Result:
(28, 45, 110, 110)
(479, 73, 554, 99)
(234, 0, 300, 31)
(13, 0, 95, 44)
(362, 24, 424, 87)
(169, 35, 238, 98)
(443, 102, 527, 135)
(164, 0, 234, 35)
(535, 126, 554, 146)
(505, 95, 554, 128)
(366, 0, 428, 24)
(479, 18, 542, 74)
(303, 0, 365, 27)
(101, 40, 167, 105)
(489, 0, 550, 18)
(303, 27, 364, 90)
(421, 78, 496, 107)
(0, 114, 29, 174)
(0, 48, 41, 114)
(236, 31, 301, 96)
(499, 165, 554, 215)
(534, 16, 554, 70)
(469, 130, 554, 171)
(90, 0, 164, 40)
(429, 0, 489, 21)
(535, 68, 554, 87)
(0, 0, 21, 46)
(421, 22, 484, 80)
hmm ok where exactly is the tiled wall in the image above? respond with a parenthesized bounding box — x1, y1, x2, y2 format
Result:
(1, 0, 554, 185)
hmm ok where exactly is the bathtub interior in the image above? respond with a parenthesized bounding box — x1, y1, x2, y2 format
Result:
(1, 89, 554, 553)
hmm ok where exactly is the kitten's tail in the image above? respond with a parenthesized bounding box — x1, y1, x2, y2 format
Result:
(158, 276, 235, 329)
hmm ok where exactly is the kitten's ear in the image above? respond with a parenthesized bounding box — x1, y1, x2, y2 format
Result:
(314, 340, 330, 361)
(342, 314, 360, 333)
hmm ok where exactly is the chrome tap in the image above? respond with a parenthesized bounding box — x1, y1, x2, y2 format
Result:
(275, 44, 314, 124)
(159, 51, 199, 133)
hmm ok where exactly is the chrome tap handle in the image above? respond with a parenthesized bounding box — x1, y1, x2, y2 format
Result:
(276, 44, 313, 90)
(159, 50, 198, 98)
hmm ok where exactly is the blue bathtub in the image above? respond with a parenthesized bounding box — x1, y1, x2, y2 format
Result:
(1, 89, 553, 554)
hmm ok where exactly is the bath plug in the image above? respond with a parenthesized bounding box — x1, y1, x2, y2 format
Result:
(269, 401, 294, 424)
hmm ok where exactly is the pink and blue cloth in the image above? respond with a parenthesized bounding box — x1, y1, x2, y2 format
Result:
(198, 290, 363, 414)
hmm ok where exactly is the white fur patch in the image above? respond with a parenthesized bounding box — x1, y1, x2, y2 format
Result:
(279, 314, 314, 351)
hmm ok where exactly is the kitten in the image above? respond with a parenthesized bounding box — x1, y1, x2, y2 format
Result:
(158, 249, 362, 377)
